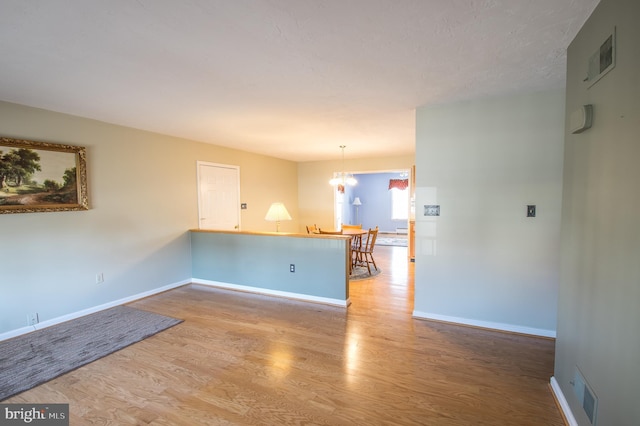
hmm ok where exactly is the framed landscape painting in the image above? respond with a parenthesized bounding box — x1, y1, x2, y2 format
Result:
(0, 137, 89, 214)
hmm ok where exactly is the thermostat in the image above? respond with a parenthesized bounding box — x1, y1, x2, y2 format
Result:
(424, 205, 440, 216)
(570, 105, 593, 134)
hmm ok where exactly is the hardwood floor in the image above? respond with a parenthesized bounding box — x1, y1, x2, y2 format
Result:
(7, 245, 564, 425)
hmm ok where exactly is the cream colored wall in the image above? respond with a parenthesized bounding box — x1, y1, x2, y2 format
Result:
(297, 155, 414, 232)
(0, 99, 408, 337)
(0, 101, 297, 335)
(555, 1, 640, 424)
(210, 148, 299, 233)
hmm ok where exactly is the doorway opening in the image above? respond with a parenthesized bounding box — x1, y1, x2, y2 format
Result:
(334, 169, 412, 237)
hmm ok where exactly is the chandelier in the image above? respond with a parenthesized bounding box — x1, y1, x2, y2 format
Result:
(329, 145, 357, 187)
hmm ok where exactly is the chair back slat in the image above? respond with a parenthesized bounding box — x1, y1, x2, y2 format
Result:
(361, 226, 379, 253)
(342, 224, 362, 230)
(318, 228, 343, 235)
(352, 226, 379, 275)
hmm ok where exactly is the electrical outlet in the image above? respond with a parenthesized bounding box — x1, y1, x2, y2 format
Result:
(290, 264, 295, 273)
(27, 312, 39, 326)
(96, 272, 104, 284)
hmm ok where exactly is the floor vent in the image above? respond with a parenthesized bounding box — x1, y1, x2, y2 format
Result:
(572, 367, 598, 425)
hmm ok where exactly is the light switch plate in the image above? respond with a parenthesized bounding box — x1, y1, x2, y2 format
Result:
(424, 205, 440, 216)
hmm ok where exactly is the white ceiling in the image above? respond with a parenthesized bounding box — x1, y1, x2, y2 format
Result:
(0, 0, 599, 162)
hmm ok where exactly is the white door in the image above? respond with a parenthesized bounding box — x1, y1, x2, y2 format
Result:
(197, 161, 240, 230)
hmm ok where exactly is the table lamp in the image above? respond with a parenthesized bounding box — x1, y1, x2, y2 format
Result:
(265, 202, 292, 232)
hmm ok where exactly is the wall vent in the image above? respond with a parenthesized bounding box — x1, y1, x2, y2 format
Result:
(572, 367, 598, 425)
(585, 27, 616, 88)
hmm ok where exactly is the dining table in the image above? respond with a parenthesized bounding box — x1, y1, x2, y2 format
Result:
(315, 228, 368, 274)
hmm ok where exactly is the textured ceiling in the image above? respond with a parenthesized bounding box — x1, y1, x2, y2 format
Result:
(0, 0, 599, 162)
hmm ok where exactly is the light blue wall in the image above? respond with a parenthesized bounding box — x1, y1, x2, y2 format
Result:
(346, 172, 409, 232)
(414, 89, 565, 336)
(191, 231, 349, 301)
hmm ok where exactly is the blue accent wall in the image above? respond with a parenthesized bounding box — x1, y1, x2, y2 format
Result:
(345, 173, 408, 233)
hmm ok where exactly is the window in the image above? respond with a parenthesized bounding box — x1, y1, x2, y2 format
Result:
(391, 188, 409, 220)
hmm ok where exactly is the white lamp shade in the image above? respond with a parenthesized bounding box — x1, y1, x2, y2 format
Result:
(329, 176, 342, 186)
(265, 202, 292, 222)
(353, 197, 362, 206)
(329, 173, 357, 186)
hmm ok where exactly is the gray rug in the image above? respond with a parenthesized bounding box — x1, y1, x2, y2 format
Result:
(350, 265, 381, 280)
(0, 305, 182, 401)
(376, 237, 408, 247)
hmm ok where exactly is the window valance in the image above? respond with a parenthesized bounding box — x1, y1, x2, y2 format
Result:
(388, 179, 409, 190)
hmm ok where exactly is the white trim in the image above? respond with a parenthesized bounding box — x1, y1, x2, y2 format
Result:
(192, 278, 349, 308)
(0, 280, 190, 342)
(1, 325, 36, 341)
(550, 376, 578, 426)
(412, 310, 556, 338)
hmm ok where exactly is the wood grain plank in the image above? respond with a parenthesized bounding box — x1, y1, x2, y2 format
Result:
(4, 246, 564, 425)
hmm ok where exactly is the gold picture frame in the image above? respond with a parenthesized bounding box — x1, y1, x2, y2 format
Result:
(0, 137, 89, 214)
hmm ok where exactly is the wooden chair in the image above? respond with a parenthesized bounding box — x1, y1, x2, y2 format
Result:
(341, 224, 362, 230)
(318, 228, 343, 235)
(342, 224, 363, 264)
(354, 226, 379, 275)
(306, 224, 318, 234)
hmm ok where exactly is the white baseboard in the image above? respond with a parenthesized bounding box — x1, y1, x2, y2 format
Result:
(550, 376, 578, 426)
(412, 310, 556, 338)
(1, 325, 36, 341)
(191, 278, 350, 308)
(0, 279, 190, 342)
